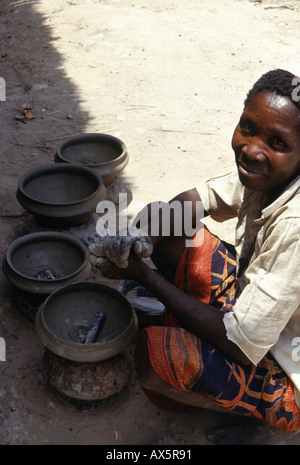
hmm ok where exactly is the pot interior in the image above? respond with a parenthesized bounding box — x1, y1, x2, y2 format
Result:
(62, 142, 122, 165)
(11, 240, 85, 280)
(43, 288, 132, 344)
(23, 171, 99, 204)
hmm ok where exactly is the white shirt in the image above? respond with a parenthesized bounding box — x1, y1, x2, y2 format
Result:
(197, 169, 300, 407)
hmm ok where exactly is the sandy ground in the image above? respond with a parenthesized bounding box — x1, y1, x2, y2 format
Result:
(1, 0, 300, 446)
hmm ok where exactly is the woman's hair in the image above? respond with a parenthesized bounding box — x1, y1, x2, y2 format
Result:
(244, 69, 300, 111)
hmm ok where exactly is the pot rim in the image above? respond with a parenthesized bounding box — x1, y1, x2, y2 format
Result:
(17, 163, 104, 207)
(4, 232, 89, 283)
(56, 133, 127, 168)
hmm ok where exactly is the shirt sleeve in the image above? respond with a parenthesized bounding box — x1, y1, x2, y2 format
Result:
(224, 217, 300, 365)
(196, 169, 243, 222)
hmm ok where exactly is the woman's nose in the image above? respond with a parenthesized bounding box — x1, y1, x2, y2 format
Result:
(241, 140, 267, 162)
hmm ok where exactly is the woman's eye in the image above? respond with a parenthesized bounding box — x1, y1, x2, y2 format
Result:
(240, 121, 255, 135)
(270, 136, 287, 150)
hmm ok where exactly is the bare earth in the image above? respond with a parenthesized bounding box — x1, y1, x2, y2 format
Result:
(1, 0, 300, 446)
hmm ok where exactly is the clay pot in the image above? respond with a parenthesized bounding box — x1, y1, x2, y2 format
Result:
(16, 163, 106, 227)
(3, 232, 91, 321)
(3, 232, 91, 294)
(35, 282, 138, 363)
(55, 133, 129, 186)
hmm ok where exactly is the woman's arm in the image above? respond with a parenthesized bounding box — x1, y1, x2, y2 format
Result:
(137, 187, 207, 248)
(100, 255, 251, 366)
(97, 185, 251, 366)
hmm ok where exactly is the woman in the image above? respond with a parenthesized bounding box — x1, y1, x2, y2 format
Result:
(93, 69, 300, 432)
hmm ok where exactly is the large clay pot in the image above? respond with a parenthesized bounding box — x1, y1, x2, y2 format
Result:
(16, 163, 106, 227)
(55, 133, 129, 186)
(3, 232, 91, 321)
(35, 282, 138, 363)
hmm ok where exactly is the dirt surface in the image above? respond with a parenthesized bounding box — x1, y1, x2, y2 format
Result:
(1, 0, 300, 446)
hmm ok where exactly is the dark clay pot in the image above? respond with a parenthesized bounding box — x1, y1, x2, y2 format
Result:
(3, 232, 91, 321)
(55, 133, 129, 186)
(35, 282, 138, 363)
(16, 163, 106, 227)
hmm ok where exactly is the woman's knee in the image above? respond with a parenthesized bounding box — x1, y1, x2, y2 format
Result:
(134, 331, 164, 392)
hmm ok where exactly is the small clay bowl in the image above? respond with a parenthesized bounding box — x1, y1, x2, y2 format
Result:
(3, 232, 91, 296)
(16, 163, 106, 227)
(35, 282, 138, 363)
(55, 133, 129, 186)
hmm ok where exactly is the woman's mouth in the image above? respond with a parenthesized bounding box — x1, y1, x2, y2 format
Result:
(237, 160, 266, 177)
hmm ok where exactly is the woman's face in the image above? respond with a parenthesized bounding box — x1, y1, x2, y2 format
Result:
(232, 91, 300, 198)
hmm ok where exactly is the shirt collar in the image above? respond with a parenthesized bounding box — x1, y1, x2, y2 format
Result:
(261, 174, 300, 218)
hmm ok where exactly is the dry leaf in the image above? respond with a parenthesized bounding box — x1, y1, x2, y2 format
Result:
(15, 104, 35, 123)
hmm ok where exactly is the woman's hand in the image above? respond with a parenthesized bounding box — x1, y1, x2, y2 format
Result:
(97, 253, 148, 282)
(89, 233, 153, 269)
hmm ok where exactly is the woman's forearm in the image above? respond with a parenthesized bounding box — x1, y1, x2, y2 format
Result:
(138, 262, 251, 366)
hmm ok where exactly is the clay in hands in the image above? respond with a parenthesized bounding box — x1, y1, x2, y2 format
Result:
(88, 233, 153, 268)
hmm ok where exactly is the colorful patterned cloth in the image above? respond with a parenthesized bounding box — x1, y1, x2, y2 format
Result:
(145, 227, 300, 431)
